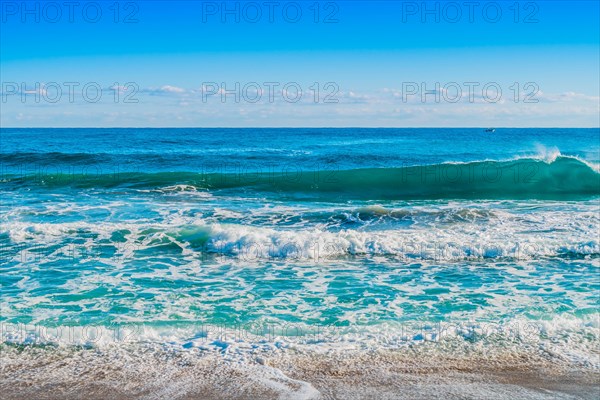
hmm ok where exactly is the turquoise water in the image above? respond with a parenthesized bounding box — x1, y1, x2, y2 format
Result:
(1, 128, 599, 364)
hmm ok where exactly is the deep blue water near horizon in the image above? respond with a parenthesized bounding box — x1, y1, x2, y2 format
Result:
(1, 128, 599, 367)
(2, 128, 600, 172)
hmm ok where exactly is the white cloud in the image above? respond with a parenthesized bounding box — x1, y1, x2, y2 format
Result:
(538, 91, 600, 103)
(2, 83, 599, 127)
(160, 85, 186, 94)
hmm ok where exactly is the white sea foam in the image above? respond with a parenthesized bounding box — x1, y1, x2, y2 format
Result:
(1, 314, 598, 369)
(3, 202, 599, 261)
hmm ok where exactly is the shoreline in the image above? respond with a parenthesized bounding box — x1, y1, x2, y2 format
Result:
(2, 345, 598, 399)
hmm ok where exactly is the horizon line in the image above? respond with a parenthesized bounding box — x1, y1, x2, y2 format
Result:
(2, 126, 600, 129)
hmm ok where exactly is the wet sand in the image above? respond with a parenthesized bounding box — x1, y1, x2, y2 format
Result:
(1, 346, 598, 399)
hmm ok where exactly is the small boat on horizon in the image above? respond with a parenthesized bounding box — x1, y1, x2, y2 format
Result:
(485, 128, 496, 133)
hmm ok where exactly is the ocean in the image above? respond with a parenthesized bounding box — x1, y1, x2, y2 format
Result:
(1, 128, 599, 398)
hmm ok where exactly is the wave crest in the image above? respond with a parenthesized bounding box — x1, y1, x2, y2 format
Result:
(4, 156, 599, 200)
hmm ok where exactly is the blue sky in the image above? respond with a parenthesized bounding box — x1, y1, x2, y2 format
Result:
(1, 1, 599, 127)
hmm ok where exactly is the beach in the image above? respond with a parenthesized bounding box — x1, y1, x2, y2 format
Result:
(2, 343, 598, 400)
(2, 0, 599, 396)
